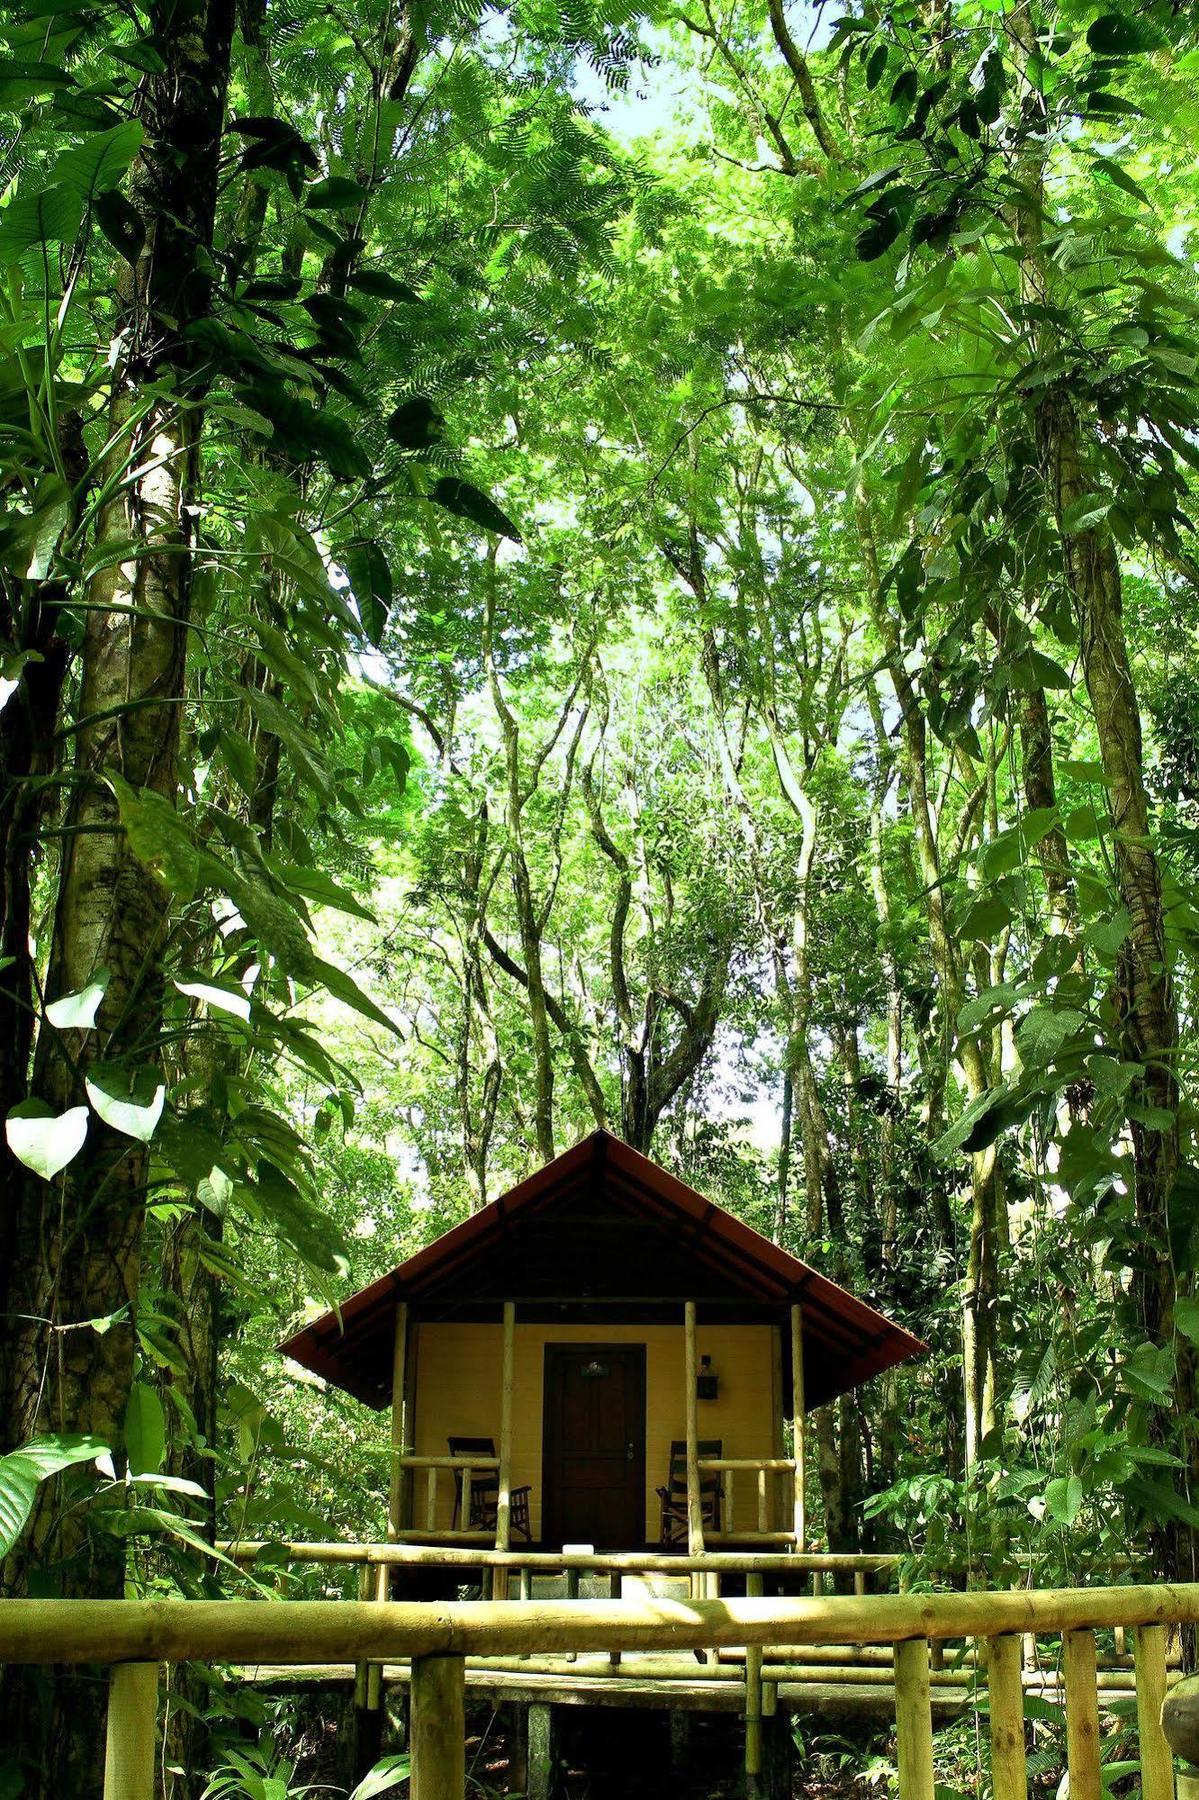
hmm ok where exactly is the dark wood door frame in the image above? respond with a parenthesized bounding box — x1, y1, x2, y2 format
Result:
(541, 1343, 647, 1550)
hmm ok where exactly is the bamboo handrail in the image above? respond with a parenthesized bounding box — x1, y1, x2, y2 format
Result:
(1, 1581, 1189, 1800)
(392, 1454, 501, 1470)
(216, 1541, 900, 1573)
(6, 1583, 1199, 1664)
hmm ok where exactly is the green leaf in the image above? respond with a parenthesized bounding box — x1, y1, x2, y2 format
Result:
(347, 269, 421, 303)
(343, 539, 393, 645)
(124, 1382, 165, 1476)
(5, 1101, 88, 1179)
(85, 1062, 166, 1143)
(174, 976, 252, 1023)
(1042, 1474, 1084, 1525)
(350, 1758, 412, 1800)
(307, 175, 370, 210)
(430, 477, 522, 542)
(856, 208, 902, 261)
(1091, 156, 1150, 207)
(45, 969, 109, 1029)
(94, 189, 144, 263)
(1060, 493, 1111, 534)
(1174, 1297, 1199, 1344)
(0, 184, 83, 263)
(387, 396, 444, 451)
(109, 774, 203, 896)
(54, 121, 144, 203)
(1086, 11, 1163, 55)
(310, 954, 399, 1034)
(0, 1435, 107, 1555)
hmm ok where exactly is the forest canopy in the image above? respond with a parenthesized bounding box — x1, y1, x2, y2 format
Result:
(1, 0, 1198, 1789)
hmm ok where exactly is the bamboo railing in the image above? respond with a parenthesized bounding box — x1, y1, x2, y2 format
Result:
(1, 1581, 1193, 1799)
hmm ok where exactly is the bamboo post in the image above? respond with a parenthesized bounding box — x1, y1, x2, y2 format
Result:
(609, 1571, 622, 1669)
(746, 1569, 765, 1789)
(425, 1467, 437, 1534)
(987, 1634, 1027, 1800)
(1132, 1623, 1175, 1800)
(411, 1653, 465, 1799)
(757, 1466, 769, 1538)
(385, 1302, 409, 1549)
(772, 1324, 785, 1535)
(726, 1466, 736, 1539)
(1063, 1628, 1102, 1800)
(790, 1303, 806, 1550)
(854, 1570, 867, 1598)
(893, 1637, 935, 1800)
(494, 1300, 516, 1601)
(354, 1564, 372, 1708)
(103, 1662, 157, 1800)
(685, 1300, 704, 1554)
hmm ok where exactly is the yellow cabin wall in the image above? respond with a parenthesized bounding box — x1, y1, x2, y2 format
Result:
(410, 1320, 778, 1542)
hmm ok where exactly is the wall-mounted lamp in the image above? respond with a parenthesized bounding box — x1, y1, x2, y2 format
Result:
(696, 1354, 719, 1401)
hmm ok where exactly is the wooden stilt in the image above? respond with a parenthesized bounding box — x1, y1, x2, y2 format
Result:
(987, 1633, 1027, 1800)
(685, 1300, 703, 1555)
(103, 1663, 157, 1800)
(894, 1637, 935, 1800)
(410, 1652, 465, 1800)
(527, 1701, 553, 1800)
(746, 1570, 765, 1795)
(1132, 1624, 1174, 1800)
(1063, 1628, 1102, 1800)
(790, 1304, 806, 1550)
(609, 1571, 622, 1668)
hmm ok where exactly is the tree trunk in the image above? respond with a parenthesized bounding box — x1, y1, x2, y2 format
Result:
(0, 0, 234, 1785)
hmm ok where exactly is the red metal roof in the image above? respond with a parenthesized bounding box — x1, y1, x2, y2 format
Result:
(278, 1129, 926, 1409)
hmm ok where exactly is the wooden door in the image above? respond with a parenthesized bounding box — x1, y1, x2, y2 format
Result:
(542, 1344, 646, 1549)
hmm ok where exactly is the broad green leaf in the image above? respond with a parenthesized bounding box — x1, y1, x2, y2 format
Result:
(124, 1382, 165, 1476)
(350, 1758, 412, 1799)
(1060, 493, 1110, 534)
(109, 775, 204, 896)
(1174, 1298, 1199, 1345)
(54, 121, 144, 202)
(0, 184, 83, 263)
(0, 1435, 107, 1555)
(94, 189, 144, 263)
(430, 477, 522, 543)
(174, 977, 252, 1023)
(1086, 11, 1163, 54)
(45, 969, 109, 1030)
(6, 1101, 88, 1179)
(85, 1063, 166, 1142)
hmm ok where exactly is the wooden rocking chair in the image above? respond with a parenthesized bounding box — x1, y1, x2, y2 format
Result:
(448, 1436, 532, 1540)
(656, 1439, 723, 1547)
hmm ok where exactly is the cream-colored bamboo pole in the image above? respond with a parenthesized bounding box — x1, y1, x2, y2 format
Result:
(369, 1302, 410, 1700)
(354, 1565, 371, 1708)
(10, 1584, 1199, 1666)
(410, 1652, 465, 1800)
(772, 1325, 785, 1534)
(854, 1571, 867, 1598)
(894, 1637, 935, 1800)
(496, 1303, 516, 1550)
(425, 1467, 437, 1534)
(1063, 1628, 1102, 1800)
(684, 1301, 703, 1555)
(987, 1634, 1027, 1800)
(1132, 1623, 1174, 1800)
(103, 1662, 157, 1800)
(757, 1467, 769, 1538)
(790, 1304, 806, 1550)
(386, 1303, 409, 1545)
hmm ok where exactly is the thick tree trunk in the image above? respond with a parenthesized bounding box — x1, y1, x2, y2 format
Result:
(0, 0, 233, 1785)
(1038, 390, 1192, 1578)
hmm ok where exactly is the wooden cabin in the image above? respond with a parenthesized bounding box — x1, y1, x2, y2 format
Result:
(280, 1130, 924, 1555)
